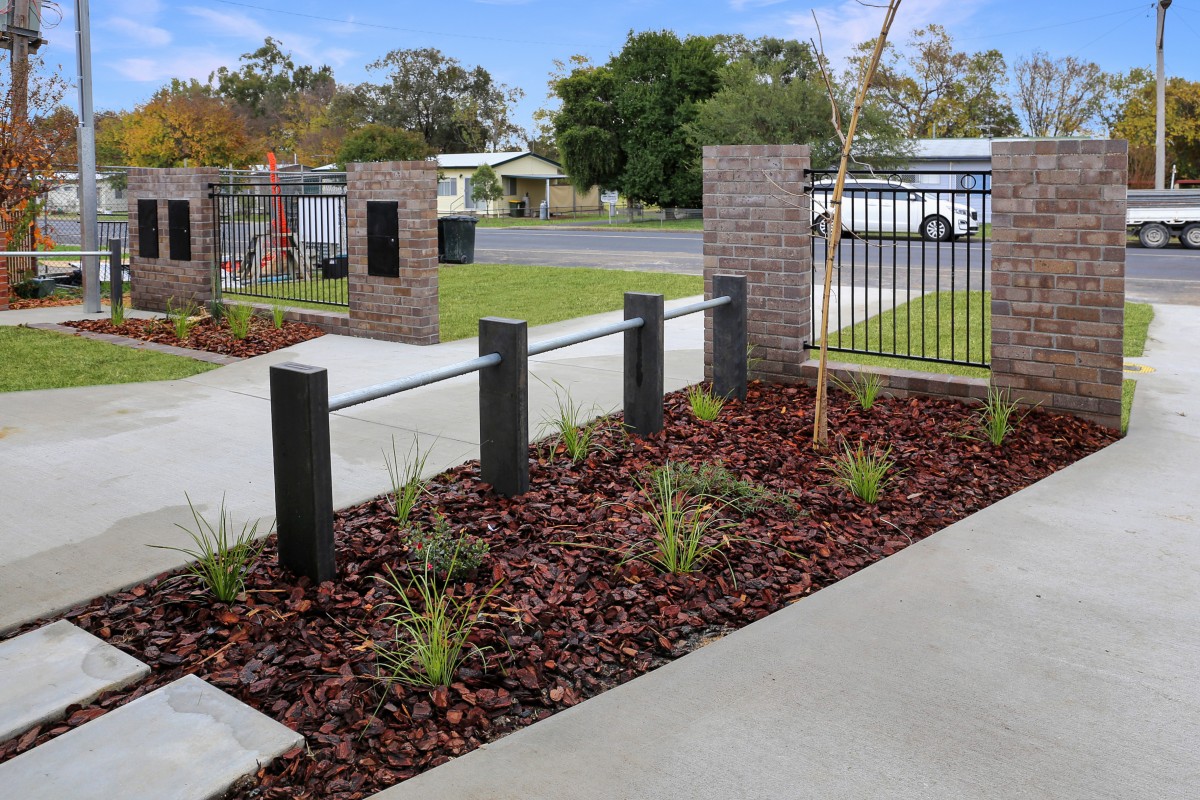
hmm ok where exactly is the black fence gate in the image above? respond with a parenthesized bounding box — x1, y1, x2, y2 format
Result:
(211, 175, 348, 308)
(807, 169, 991, 369)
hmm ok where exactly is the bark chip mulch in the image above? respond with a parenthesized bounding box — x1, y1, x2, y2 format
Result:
(62, 315, 326, 358)
(0, 383, 1118, 799)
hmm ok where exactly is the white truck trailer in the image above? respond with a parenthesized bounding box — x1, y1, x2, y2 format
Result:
(1127, 189, 1200, 249)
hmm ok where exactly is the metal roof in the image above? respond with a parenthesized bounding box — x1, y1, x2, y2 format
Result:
(436, 151, 562, 170)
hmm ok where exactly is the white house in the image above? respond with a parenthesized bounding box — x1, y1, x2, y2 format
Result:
(434, 152, 600, 217)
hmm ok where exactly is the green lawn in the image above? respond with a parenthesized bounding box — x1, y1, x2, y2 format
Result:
(226, 264, 704, 342)
(0, 327, 217, 392)
(1122, 302, 1154, 434)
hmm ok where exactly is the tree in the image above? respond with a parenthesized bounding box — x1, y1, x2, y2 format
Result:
(120, 80, 257, 167)
(471, 163, 503, 214)
(348, 48, 524, 153)
(336, 124, 431, 167)
(0, 55, 74, 272)
(1011, 50, 1110, 137)
(688, 38, 910, 169)
(210, 37, 337, 159)
(1113, 76, 1200, 184)
(553, 30, 723, 207)
(850, 25, 1020, 138)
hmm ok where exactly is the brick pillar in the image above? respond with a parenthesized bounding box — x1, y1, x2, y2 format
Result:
(702, 145, 811, 384)
(345, 161, 439, 345)
(990, 140, 1126, 430)
(127, 168, 218, 313)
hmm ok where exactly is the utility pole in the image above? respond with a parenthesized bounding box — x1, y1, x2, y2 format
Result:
(74, 0, 100, 312)
(1156, 0, 1172, 191)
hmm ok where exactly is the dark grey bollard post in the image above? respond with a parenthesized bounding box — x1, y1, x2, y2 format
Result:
(108, 239, 123, 310)
(713, 274, 748, 400)
(623, 292, 664, 436)
(270, 363, 336, 583)
(478, 317, 529, 496)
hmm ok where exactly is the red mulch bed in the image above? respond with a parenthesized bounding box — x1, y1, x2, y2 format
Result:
(62, 316, 326, 358)
(7, 294, 85, 310)
(0, 384, 1117, 798)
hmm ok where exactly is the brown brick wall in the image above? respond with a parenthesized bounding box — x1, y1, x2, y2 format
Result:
(0, 254, 9, 310)
(345, 161, 439, 345)
(990, 140, 1126, 430)
(702, 145, 811, 384)
(127, 168, 218, 313)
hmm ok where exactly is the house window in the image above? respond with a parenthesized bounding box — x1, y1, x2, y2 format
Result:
(504, 177, 518, 196)
(437, 178, 457, 197)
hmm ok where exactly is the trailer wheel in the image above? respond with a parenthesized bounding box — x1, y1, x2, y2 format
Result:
(1139, 222, 1171, 249)
(1181, 223, 1200, 250)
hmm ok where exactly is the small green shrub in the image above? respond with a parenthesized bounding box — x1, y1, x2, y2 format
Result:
(110, 301, 126, 326)
(825, 440, 898, 504)
(148, 495, 267, 603)
(374, 553, 499, 688)
(384, 437, 432, 528)
(166, 298, 201, 339)
(972, 384, 1032, 446)
(224, 303, 255, 339)
(406, 515, 489, 580)
(270, 304, 286, 329)
(832, 369, 884, 410)
(648, 461, 796, 517)
(686, 383, 726, 421)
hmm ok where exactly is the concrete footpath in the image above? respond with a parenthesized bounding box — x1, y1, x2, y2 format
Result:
(371, 304, 1200, 800)
(0, 301, 707, 631)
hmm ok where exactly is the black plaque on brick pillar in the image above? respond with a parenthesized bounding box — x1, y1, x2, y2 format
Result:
(137, 199, 159, 259)
(167, 200, 191, 261)
(367, 201, 400, 277)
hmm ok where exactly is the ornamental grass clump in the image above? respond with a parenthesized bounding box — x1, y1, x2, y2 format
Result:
(972, 384, 1031, 446)
(384, 437, 433, 529)
(148, 494, 267, 603)
(540, 384, 608, 463)
(224, 303, 255, 339)
(832, 369, 884, 410)
(270, 303, 286, 329)
(166, 298, 200, 339)
(109, 300, 126, 326)
(686, 383, 726, 421)
(825, 440, 898, 504)
(626, 464, 735, 575)
(649, 460, 796, 517)
(374, 551, 499, 688)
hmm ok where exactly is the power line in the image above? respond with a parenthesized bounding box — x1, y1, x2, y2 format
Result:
(207, 0, 593, 49)
(1069, 5, 1156, 60)
(956, 3, 1150, 41)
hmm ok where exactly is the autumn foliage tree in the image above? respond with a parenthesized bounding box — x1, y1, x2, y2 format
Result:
(0, 55, 74, 283)
(117, 80, 257, 168)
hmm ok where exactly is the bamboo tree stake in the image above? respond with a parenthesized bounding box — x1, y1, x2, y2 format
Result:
(812, 0, 902, 447)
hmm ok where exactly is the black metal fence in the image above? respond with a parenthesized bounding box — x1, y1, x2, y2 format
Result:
(211, 178, 349, 308)
(268, 277, 747, 582)
(807, 169, 991, 369)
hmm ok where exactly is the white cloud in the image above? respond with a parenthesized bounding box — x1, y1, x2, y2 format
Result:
(181, 7, 273, 42)
(110, 49, 233, 86)
(783, 0, 986, 69)
(101, 18, 172, 48)
(729, 0, 789, 11)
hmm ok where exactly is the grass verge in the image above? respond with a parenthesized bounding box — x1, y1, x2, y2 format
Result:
(1121, 301, 1154, 434)
(0, 327, 216, 392)
(225, 264, 703, 342)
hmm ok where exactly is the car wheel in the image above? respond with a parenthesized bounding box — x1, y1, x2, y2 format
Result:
(813, 215, 830, 238)
(1138, 222, 1170, 249)
(1181, 223, 1200, 249)
(921, 215, 952, 242)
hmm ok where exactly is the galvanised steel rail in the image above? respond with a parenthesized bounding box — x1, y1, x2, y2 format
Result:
(2, 238, 125, 313)
(269, 275, 748, 583)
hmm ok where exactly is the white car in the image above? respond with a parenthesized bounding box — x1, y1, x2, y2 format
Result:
(811, 177, 979, 242)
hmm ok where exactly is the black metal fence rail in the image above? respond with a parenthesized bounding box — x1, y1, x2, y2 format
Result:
(269, 275, 747, 582)
(807, 169, 991, 369)
(211, 181, 349, 308)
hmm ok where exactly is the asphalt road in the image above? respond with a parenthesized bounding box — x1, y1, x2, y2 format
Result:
(477, 226, 1200, 305)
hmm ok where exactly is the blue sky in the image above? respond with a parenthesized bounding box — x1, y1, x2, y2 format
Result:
(35, 0, 1200, 135)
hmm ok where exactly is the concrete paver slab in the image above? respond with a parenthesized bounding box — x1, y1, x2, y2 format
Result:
(0, 674, 303, 800)
(0, 620, 149, 741)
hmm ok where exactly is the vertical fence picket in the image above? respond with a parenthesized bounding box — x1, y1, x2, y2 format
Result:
(712, 275, 748, 400)
(478, 318, 529, 496)
(623, 292, 664, 436)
